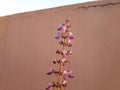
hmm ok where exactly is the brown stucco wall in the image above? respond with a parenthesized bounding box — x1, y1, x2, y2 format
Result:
(0, 0, 120, 90)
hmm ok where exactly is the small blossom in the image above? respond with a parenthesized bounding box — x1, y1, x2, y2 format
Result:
(67, 40, 72, 47)
(67, 50, 72, 56)
(68, 39, 71, 43)
(62, 80, 67, 88)
(55, 32, 62, 39)
(63, 70, 68, 74)
(61, 58, 69, 66)
(62, 63, 65, 66)
(68, 71, 74, 78)
(61, 50, 67, 57)
(58, 41, 65, 46)
(47, 68, 54, 75)
(47, 71, 54, 75)
(62, 50, 67, 54)
(46, 82, 53, 90)
(62, 70, 74, 79)
(61, 58, 67, 62)
(63, 75, 67, 80)
(55, 35, 61, 39)
(67, 43, 72, 47)
(68, 74, 74, 78)
(62, 33, 68, 39)
(57, 24, 66, 31)
(62, 80, 67, 84)
(69, 35, 74, 40)
(69, 32, 73, 36)
(53, 60, 57, 64)
(56, 50, 61, 54)
(62, 70, 68, 80)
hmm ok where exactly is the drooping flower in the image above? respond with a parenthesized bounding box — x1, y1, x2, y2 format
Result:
(62, 80, 67, 88)
(63, 70, 68, 74)
(62, 70, 68, 80)
(61, 58, 70, 66)
(69, 35, 74, 40)
(46, 82, 53, 90)
(55, 32, 62, 40)
(67, 40, 73, 47)
(62, 33, 68, 39)
(58, 41, 65, 46)
(56, 50, 61, 54)
(61, 50, 72, 57)
(68, 71, 74, 78)
(53, 59, 57, 64)
(61, 58, 67, 62)
(55, 35, 61, 39)
(63, 74, 67, 80)
(68, 32, 74, 40)
(47, 68, 54, 75)
(67, 50, 72, 56)
(67, 42, 72, 47)
(62, 80, 67, 84)
(62, 70, 74, 79)
(68, 32, 73, 36)
(61, 50, 67, 57)
(57, 24, 66, 32)
(68, 74, 74, 78)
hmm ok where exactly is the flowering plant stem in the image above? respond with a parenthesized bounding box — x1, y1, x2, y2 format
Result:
(46, 19, 74, 90)
(58, 20, 68, 90)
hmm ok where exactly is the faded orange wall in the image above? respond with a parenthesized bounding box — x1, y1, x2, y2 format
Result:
(0, 0, 120, 90)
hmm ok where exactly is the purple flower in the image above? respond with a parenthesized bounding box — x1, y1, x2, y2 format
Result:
(47, 68, 54, 75)
(68, 71, 74, 78)
(63, 70, 74, 79)
(67, 43, 72, 47)
(53, 60, 57, 64)
(69, 35, 74, 40)
(46, 82, 53, 90)
(68, 74, 74, 78)
(55, 32, 62, 39)
(47, 71, 54, 75)
(63, 74, 67, 80)
(55, 35, 61, 39)
(62, 63, 65, 66)
(61, 50, 67, 57)
(57, 24, 66, 31)
(53, 61, 57, 64)
(67, 40, 72, 47)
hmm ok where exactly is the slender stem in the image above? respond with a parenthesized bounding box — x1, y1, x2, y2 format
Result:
(57, 62, 62, 90)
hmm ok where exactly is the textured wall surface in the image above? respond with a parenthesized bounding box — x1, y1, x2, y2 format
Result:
(0, 0, 120, 90)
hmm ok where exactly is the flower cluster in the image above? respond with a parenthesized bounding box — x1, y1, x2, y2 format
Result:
(47, 68, 74, 79)
(55, 26, 74, 47)
(46, 20, 74, 90)
(56, 50, 72, 57)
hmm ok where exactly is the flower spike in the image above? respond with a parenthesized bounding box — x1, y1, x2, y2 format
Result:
(46, 20, 74, 90)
